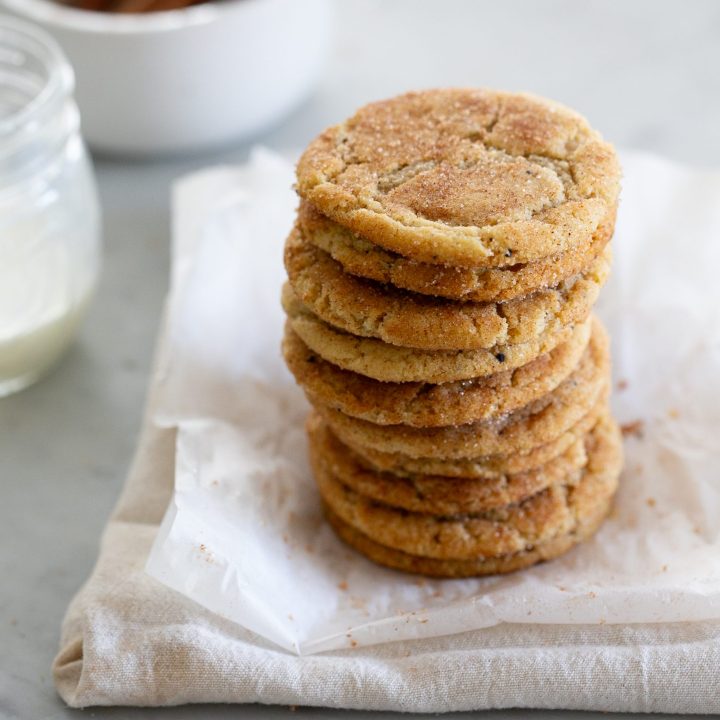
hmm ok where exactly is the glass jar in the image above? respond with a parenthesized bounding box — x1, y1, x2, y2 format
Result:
(0, 15, 100, 397)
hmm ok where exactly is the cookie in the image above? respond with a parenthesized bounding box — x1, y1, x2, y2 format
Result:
(296, 89, 620, 268)
(347, 400, 606, 479)
(284, 317, 592, 427)
(316, 414, 621, 561)
(285, 223, 609, 351)
(282, 286, 588, 384)
(317, 319, 609, 459)
(308, 414, 617, 515)
(324, 488, 612, 578)
(299, 199, 616, 302)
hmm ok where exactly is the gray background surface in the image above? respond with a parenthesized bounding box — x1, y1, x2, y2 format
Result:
(2, 1, 719, 718)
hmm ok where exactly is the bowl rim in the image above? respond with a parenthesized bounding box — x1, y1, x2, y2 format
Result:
(0, 0, 264, 34)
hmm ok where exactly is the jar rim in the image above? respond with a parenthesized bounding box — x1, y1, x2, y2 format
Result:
(0, 14, 74, 137)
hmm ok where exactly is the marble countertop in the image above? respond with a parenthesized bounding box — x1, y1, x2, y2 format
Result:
(2, 1, 719, 717)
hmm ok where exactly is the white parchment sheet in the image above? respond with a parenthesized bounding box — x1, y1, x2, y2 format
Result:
(145, 148, 720, 655)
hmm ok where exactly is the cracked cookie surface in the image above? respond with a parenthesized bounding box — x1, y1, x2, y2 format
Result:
(284, 317, 592, 427)
(299, 199, 616, 302)
(317, 412, 621, 562)
(347, 400, 607, 479)
(282, 285, 590, 383)
(296, 89, 620, 268)
(316, 319, 609, 459)
(308, 413, 618, 515)
(285, 223, 609, 351)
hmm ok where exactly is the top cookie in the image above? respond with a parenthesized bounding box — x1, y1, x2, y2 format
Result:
(296, 89, 620, 268)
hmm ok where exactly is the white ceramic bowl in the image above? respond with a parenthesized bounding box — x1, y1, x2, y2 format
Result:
(1, 0, 331, 155)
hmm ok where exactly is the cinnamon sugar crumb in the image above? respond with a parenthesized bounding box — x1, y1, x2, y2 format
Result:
(646, 497, 656, 507)
(668, 407, 681, 419)
(337, 581, 349, 591)
(617, 379, 628, 391)
(621, 420, 644, 439)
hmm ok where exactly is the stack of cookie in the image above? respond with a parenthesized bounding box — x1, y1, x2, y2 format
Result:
(282, 89, 622, 578)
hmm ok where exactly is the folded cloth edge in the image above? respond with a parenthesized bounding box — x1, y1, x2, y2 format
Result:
(51, 156, 720, 712)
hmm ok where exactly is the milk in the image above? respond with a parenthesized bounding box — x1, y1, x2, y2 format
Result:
(0, 16, 101, 396)
(0, 220, 95, 396)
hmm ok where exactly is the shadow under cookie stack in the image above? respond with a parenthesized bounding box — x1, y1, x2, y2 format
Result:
(282, 89, 623, 578)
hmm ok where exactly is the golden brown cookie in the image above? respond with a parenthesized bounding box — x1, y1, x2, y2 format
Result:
(324, 487, 612, 578)
(296, 89, 620, 268)
(285, 223, 609, 351)
(347, 400, 606, 479)
(307, 414, 618, 515)
(317, 319, 609, 459)
(284, 317, 592, 427)
(299, 199, 616, 302)
(316, 413, 621, 562)
(282, 285, 589, 384)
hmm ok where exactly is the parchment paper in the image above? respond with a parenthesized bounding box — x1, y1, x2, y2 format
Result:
(145, 148, 720, 655)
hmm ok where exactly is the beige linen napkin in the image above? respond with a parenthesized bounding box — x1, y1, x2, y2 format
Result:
(53, 150, 720, 711)
(53, 410, 720, 712)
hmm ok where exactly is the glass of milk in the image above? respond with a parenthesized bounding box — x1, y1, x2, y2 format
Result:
(0, 15, 100, 397)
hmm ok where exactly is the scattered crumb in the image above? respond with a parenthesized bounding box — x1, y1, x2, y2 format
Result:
(587, 591, 597, 599)
(621, 420, 645, 439)
(693, 525, 702, 535)
(304, 544, 315, 554)
(282, 534, 289, 544)
(646, 497, 657, 508)
(617, 379, 628, 391)
(661, 565, 668, 572)
(289, 705, 297, 712)
(346, 632, 352, 638)
(198, 543, 214, 563)
(414, 578, 427, 588)
(350, 640, 358, 648)
(287, 614, 294, 621)
(419, 619, 429, 624)
(526, 610, 532, 616)
(599, 618, 606, 625)
(350, 595, 368, 611)
(337, 581, 349, 592)
(556, 586, 567, 592)
(668, 407, 681, 419)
